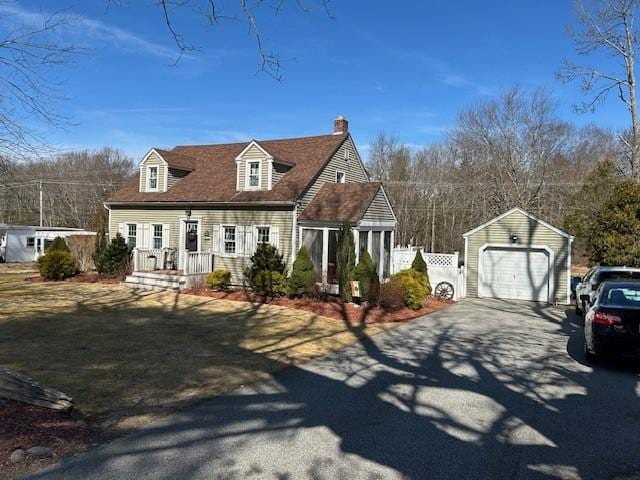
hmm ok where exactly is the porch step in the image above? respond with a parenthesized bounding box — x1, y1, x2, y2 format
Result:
(122, 272, 186, 292)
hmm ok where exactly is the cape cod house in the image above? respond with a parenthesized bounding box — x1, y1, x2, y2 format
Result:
(105, 117, 397, 290)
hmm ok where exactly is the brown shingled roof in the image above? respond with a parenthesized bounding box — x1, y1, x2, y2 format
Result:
(107, 133, 347, 204)
(298, 182, 382, 223)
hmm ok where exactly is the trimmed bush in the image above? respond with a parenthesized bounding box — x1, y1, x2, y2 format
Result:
(47, 236, 70, 253)
(411, 250, 428, 275)
(351, 251, 379, 302)
(336, 223, 356, 302)
(252, 270, 288, 296)
(37, 250, 76, 280)
(288, 247, 316, 297)
(95, 234, 132, 277)
(394, 268, 430, 310)
(245, 243, 286, 295)
(377, 278, 406, 311)
(205, 269, 231, 291)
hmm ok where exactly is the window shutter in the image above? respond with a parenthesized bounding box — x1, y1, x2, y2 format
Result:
(136, 223, 144, 248)
(118, 223, 124, 237)
(212, 224, 220, 255)
(271, 226, 280, 250)
(245, 226, 254, 257)
(162, 224, 170, 248)
(236, 225, 245, 258)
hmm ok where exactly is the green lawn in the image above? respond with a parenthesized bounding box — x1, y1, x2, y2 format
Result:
(0, 266, 390, 431)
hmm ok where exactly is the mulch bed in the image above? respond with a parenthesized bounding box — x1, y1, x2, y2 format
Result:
(26, 273, 120, 285)
(0, 400, 93, 479)
(183, 289, 452, 324)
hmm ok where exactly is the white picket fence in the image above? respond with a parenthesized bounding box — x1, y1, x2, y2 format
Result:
(392, 247, 466, 300)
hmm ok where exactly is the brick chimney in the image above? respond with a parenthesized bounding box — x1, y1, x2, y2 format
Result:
(333, 115, 348, 135)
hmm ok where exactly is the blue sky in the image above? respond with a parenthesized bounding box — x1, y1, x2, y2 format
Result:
(5, 0, 632, 160)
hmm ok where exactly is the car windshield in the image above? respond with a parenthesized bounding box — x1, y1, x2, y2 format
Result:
(600, 285, 640, 307)
(598, 271, 640, 282)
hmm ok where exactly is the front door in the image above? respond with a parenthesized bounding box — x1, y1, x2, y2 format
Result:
(185, 222, 198, 252)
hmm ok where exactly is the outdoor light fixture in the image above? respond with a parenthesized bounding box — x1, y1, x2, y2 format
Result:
(185, 207, 192, 219)
(509, 233, 519, 244)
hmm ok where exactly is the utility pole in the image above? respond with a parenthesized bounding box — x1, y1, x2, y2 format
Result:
(430, 191, 436, 253)
(38, 180, 43, 227)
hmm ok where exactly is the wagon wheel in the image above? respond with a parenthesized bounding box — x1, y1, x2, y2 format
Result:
(434, 281, 454, 300)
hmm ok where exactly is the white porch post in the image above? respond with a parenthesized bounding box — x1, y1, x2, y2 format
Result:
(378, 232, 384, 280)
(390, 230, 395, 274)
(352, 227, 359, 264)
(321, 227, 329, 285)
(133, 248, 139, 272)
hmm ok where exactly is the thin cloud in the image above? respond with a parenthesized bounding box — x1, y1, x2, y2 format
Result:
(0, 2, 182, 61)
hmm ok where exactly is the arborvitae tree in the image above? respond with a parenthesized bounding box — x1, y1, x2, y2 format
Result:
(411, 249, 428, 275)
(336, 223, 356, 302)
(95, 233, 131, 276)
(590, 180, 640, 267)
(352, 251, 378, 303)
(47, 236, 70, 253)
(288, 246, 315, 297)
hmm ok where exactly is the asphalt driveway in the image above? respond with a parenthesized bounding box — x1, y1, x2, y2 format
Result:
(29, 299, 640, 480)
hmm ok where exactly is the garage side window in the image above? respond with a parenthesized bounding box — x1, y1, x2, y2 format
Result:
(26, 237, 35, 248)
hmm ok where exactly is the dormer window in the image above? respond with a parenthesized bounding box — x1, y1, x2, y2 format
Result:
(248, 161, 260, 188)
(148, 166, 158, 191)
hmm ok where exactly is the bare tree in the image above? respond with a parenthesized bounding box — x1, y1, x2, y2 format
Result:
(558, 0, 640, 180)
(108, 0, 333, 80)
(0, 6, 80, 163)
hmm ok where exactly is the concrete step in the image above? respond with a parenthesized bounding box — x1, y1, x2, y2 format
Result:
(122, 282, 181, 293)
(128, 271, 185, 282)
(123, 275, 185, 291)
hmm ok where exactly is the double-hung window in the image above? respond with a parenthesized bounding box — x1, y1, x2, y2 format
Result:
(248, 161, 260, 188)
(336, 170, 345, 183)
(127, 224, 137, 248)
(148, 166, 158, 190)
(257, 226, 270, 245)
(152, 224, 163, 249)
(26, 237, 35, 248)
(224, 226, 236, 254)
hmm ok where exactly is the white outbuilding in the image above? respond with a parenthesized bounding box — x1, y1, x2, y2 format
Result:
(0, 224, 94, 263)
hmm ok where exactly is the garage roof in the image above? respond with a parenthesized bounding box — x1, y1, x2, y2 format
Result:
(462, 207, 573, 239)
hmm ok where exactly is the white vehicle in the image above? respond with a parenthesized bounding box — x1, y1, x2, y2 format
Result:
(575, 266, 640, 315)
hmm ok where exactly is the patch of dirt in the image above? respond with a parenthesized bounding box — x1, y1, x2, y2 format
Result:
(0, 400, 93, 479)
(183, 289, 452, 324)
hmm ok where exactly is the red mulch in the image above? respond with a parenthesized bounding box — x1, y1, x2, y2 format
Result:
(183, 289, 452, 324)
(0, 400, 93, 479)
(26, 273, 120, 285)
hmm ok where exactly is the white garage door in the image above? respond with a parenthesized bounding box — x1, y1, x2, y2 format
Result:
(480, 247, 550, 302)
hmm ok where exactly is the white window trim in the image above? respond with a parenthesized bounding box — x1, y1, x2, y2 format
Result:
(245, 159, 262, 190)
(336, 169, 346, 183)
(222, 225, 238, 257)
(126, 223, 137, 248)
(151, 223, 163, 249)
(255, 225, 271, 245)
(147, 166, 159, 191)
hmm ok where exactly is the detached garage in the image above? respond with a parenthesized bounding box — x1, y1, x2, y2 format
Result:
(463, 208, 574, 305)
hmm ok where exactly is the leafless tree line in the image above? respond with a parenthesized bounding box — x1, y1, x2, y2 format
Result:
(0, 148, 134, 229)
(368, 88, 624, 254)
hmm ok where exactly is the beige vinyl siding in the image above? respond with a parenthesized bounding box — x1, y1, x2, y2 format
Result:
(272, 162, 291, 186)
(299, 136, 369, 211)
(465, 210, 570, 304)
(140, 151, 167, 192)
(167, 168, 189, 189)
(109, 206, 294, 285)
(362, 188, 395, 223)
(237, 144, 270, 191)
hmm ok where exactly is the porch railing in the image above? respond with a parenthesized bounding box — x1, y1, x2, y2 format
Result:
(183, 250, 213, 275)
(133, 248, 165, 272)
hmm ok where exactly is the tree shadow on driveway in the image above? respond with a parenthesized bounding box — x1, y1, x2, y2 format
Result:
(29, 299, 640, 480)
